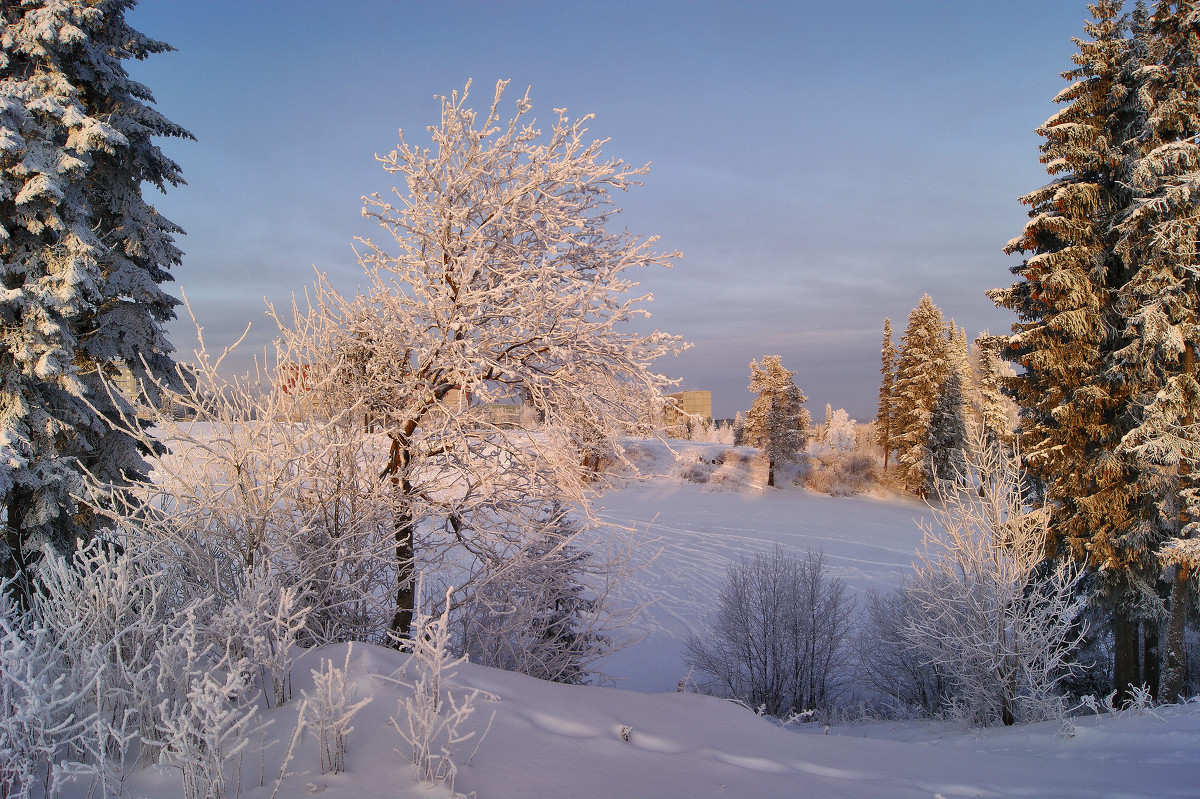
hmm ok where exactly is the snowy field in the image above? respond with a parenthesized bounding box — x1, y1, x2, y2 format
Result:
(63, 438, 1200, 799)
(594, 439, 931, 692)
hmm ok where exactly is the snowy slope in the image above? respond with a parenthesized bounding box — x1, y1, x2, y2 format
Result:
(81, 642, 1200, 799)
(60, 437, 1200, 799)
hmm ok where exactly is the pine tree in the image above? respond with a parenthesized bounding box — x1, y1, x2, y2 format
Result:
(1110, 0, 1200, 702)
(974, 333, 1011, 447)
(744, 356, 809, 488)
(823, 403, 833, 442)
(927, 371, 969, 486)
(990, 0, 1180, 700)
(0, 1, 190, 596)
(892, 295, 953, 495)
(877, 318, 897, 470)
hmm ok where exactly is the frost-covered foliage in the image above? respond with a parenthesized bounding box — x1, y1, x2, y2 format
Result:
(103, 325, 399, 648)
(803, 451, 880, 497)
(902, 437, 1086, 726)
(972, 333, 1014, 447)
(393, 588, 492, 793)
(216, 564, 310, 709)
(744, 356, 810, 488)
(154, 607, 260, 799)
(817, 408, 857, 453)
(877, 319, 898, 470)
(684, 549, 854, 718)
(452, 502, 622, 684)
(266, 79, 683, 640)
(988, 0, 1199, 701)
(926, 371, 969, 487)
(0, 0, 191, 594)
(0, 580, 100, 799)
(301, 646, 372, 775)
(0, 536, 292, 799)
(891, 295, 965, 495)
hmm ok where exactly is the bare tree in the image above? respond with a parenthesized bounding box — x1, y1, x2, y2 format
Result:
(278, 80, 685, 639)
(854, 586, 952, 717)
(683, 549, 854, 718)
(902, 433, 1086, 726)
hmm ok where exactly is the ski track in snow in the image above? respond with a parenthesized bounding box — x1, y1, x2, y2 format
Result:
(585, 441, 935, 690)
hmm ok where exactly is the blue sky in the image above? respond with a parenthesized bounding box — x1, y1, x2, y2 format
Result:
(125, 0, 1092, 419)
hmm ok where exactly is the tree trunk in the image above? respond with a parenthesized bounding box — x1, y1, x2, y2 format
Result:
(1113, 613, 1139, 704)
(767, 458, 775, 488)
(1142, 620, 1160, 702)
(386, 435, 417, 645)
(1160, 563, 1192, 703)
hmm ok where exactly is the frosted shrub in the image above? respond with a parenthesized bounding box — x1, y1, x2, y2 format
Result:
(30, 540, 170, 777)
(154, 607, 259, 799)
(301, 646, 372, 775)
(684, 549, 854, 717)
(218, 565, 310, 708)
(106, 317, 398, 648)
(853, 586, 952, 717)
(0, 583, 98, 798)
(901, 436, 1085, 726)
(454, 504, 616, 684)
(804, 452, 880, 497)
(393, 588, 491, 793)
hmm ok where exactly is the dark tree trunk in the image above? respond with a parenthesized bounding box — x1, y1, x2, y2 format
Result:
(385, 433, 417, 645)
(1160, 564, 1192, 703)
(1113, 614, 1139, 704)
(1142, 620, 1160, 702)
(390, 501, 415, 643)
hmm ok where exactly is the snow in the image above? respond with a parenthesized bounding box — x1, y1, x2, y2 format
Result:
(54, 437, 1200, 799)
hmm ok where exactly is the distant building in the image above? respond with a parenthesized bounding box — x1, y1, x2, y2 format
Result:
(662, 390, 712, 433)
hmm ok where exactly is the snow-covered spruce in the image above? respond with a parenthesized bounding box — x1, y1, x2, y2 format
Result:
(743, 355, 809, 487)
(0, 0, 191, 593)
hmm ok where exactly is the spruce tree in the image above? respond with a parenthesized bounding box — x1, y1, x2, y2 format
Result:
(974, 333, 1011, 447)
(745, 356, 810, 488)
(991, 0, 1170, 699)
(877, 318, 897, 470)
(1110, 0, 1200, 702)
(0, 1, 190, 596)
(892, 295, 952, 495)
(927, 371, 969, 486)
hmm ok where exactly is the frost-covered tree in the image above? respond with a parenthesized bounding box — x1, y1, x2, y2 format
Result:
(1110, 0, 1200, 703)
(877, 318, 897, 470)
(892, 295, 953, 494)
(0, 1, 190, 596)
(973, 333, 1012, 447)
(824, 408, 856, 454)
(744, 355, 809, 487)
(989, 0, 1193, 700)
(903, 435, 1086, 726)
(684, 549, 854, 717)
(283, 81, 684, 639)
(452, 502, 621, 684)
(926, 371, 969, 486)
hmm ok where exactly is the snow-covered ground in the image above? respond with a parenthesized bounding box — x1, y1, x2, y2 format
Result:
(595, 439, 931, 692)
(66, 438, 1200, 799)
